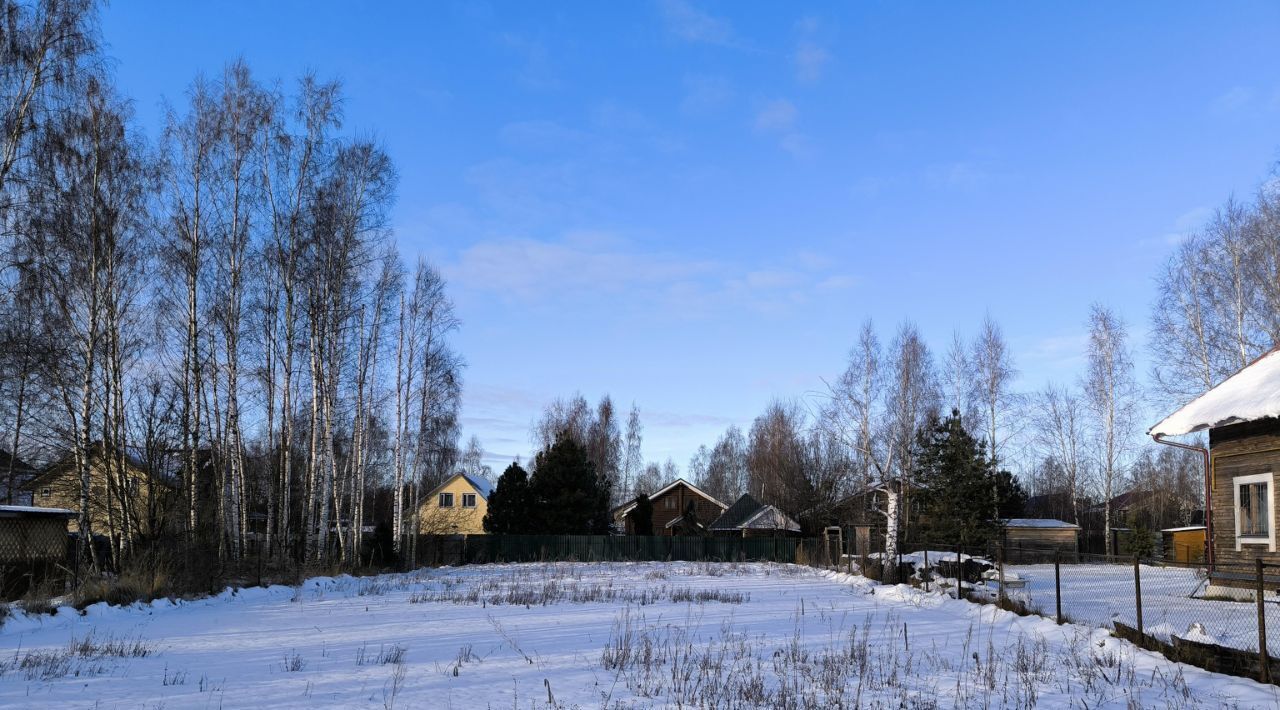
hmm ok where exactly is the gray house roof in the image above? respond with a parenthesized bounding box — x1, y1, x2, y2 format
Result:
(710, 494, 800, 532)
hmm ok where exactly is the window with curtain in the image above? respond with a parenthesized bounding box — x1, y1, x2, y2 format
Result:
(1239, 481, 1269, 537)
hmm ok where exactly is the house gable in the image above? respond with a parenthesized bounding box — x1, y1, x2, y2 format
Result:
(710, 494, 801, 535)
(614, 479, 727, 536)
(417, 472, 492, 535)
(23, 444, 172, 538)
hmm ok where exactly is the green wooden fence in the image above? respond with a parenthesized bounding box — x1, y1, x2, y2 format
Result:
(403, 533, 826, 568)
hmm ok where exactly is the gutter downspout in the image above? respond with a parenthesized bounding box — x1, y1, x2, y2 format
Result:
(1152, 433, 1212, 571)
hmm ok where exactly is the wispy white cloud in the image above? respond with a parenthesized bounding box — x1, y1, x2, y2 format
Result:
(849, 176, 887, 198)
(500, 33, 559, 90)
(446, 231, 717, 302)
(754, 98, 797, 132)
(923, 161, 991, 190)
(753, 98, 809, 157)
(792, 16, 832, 83)
(779, 132, 811, 159)
(1208, 85, 1280, 117)
(444, 233, 856, 316)
(1139, 206, 1213, 248)
(658, 0, 735, 46)
(681, 74, 733, 115)
(794, 41, 830, 83)
(1023, 332, 1088, 372)
(499, 120, 595, 152)
(1210, 86, 1256, 115)
(816, 274, 857, 291)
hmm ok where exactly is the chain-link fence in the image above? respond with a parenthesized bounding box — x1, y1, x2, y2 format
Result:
(864, 540, 1280, 685)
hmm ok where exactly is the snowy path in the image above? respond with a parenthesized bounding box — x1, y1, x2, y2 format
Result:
(0, 561, 1274, 708)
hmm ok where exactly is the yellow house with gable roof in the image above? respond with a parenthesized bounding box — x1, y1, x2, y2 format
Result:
(417, 471, 493, 534)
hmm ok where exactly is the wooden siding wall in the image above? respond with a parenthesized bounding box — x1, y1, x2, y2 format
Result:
(1163, 529, 1206, 563)
(31, 462, 167, 539)
(647, 483, 724, 535)
(1209, 418, 1280, 568)
(1004, 527, 1079, 553)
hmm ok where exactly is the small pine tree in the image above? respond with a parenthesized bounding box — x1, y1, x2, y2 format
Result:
(484, 462, 531, 534)
(1128, 516, 1156, 559)
(631, 494, 654, 536)
(529, 432, 612, 535)
(914, 410, 1025, 548)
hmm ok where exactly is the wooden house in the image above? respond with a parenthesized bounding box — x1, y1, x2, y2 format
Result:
(1002, 518, 1079, 560)
(417, 472, 494, 535)
(0, 449, 36, 506)
(709, 493, 801, 537)
(612, 479, 727, 536)
(1150, 347, 1280, 596)
(22, 443, 174, 542)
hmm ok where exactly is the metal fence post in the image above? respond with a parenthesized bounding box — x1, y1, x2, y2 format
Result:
(1258, 558, 1271, 684)
(956, 544, 963, 600)
(1133, 554, 1144, 644)
(1054, 550, 1063, 625)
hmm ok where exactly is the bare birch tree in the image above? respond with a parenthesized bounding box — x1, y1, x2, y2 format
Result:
(1083, 304, 1139, 555)
(971, 315, 1019, 464)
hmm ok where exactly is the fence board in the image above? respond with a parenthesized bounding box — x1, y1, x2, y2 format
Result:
(402, 533, 820, 566)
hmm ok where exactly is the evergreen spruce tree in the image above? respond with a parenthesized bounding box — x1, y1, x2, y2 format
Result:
(484, 462, 532, 534)
(913, 409, 1026, 548)
(631, 494, 654, 536)
(529, 431, 612, 534)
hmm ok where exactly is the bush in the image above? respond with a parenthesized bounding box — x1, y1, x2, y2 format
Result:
(74, 554, 173, 609)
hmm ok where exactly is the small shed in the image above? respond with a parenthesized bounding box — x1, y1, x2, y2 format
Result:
(1002, 518, 1079, 560)
(0, 505, 74, 562)
(1162, 525, 1206, 564)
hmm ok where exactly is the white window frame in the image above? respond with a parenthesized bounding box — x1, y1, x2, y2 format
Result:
(461, 493, 476, 508)
(1234, 471, 1275, 552)
(438, 492, 454, 508)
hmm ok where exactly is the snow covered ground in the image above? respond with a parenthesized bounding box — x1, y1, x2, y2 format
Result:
(0, 561, 1276, 708)
(1003, 562, 1280, 652)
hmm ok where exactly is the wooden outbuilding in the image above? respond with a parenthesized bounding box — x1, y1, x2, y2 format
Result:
(1002, 518, 1079, 560)
(0, 505, 75, 598)
(1162, 525, 1206, 563)
(0, 505, 74, 562)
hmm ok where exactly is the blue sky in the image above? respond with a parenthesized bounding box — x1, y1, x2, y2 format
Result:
(103, 1, 1280, 471)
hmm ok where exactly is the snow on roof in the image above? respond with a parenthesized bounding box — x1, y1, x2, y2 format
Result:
(1149, 348, 1280, 437)
(0, 505, 75, 517)
(1161, 525, 1206, 532)
(1003, 518, 1079, 529)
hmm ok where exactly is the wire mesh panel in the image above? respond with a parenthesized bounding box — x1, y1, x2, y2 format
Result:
(999, 550, 1280, 660)
(0, 517, 68, 562)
